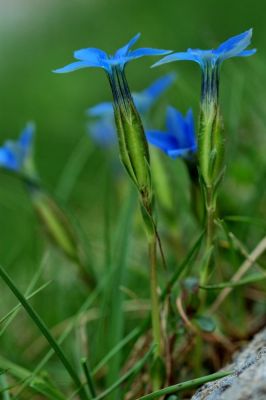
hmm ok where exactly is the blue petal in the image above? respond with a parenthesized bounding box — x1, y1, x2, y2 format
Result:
(53, 60, 102, 73)
(144, 73, 176, 98)
(0, 147, 18, 170)
(166, 106, 188, 148)
(214, 29, 253, 60)
(87, 102, 113, 117)
(19, 122, 35, 151)
(152, 51, 202, 68)
(146, 130, 179, 153)
(115, 33, 141, 57)
(185, 109, 197, 148)
(237, 49, 257, 57)
(130, 48, 172, 60)
(74, 47, 107, 61)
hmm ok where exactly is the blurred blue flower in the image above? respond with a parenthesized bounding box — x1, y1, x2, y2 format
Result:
(153, 29, 256, 69)
(54, 33, 171, 75)
(89, 117, 117, 147)
(146, 107, 197, 159)
(132, 72, 176, 113)
(0, 123, 35, 172)
(87, 73, 176, 147)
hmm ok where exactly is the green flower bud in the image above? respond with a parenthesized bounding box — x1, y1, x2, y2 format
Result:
(198, 63, 224, 187)
(108, 67, 152, 201)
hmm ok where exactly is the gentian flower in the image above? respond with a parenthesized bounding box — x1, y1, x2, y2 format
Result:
(0, 123, 35, 176)
(153, 29, 256, 108)
(54, 34, 171, 205)
(87, 73, 176, 147)
(146, 107, 197, 159)
(153, 29, 256, 187)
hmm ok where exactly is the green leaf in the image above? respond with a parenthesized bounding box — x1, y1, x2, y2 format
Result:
(194, 315, 216, 333)
(94, 345, 154, 400)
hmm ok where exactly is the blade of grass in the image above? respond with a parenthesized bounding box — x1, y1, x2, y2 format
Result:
(162, 231, 204, 301)
(210, 236, 266, 313)
(81, 358, 96, 398)
(0, 356, 66, 400)
(92, 326, 141, 376)
(56, 135, 94, 202)
(138, 370, 233, 399)
(200, 272, 266, 289)
(0, 280, 52, 326)
(15, 270, 112, 398)
(0, 374, 10, 400)
(93, 233, 205, 383)
(0, 264, 89, 400)
(94, 346, 154, 400)
(0, 251, 49, 336)
(105, 186, 136, 399)
(224, 215, 266, 228)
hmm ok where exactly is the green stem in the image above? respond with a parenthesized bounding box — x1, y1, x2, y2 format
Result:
(149, 236, 162, 359)
(200, 185, 215, 287)
(81, 358, 96, 398)
(138, 370, 233, 400)
(0, 264, 89, 400)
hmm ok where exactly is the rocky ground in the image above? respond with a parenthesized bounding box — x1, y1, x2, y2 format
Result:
(191, 328, 266, 400)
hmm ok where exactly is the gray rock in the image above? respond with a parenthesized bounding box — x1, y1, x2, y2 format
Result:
(191, 328, 266, 400)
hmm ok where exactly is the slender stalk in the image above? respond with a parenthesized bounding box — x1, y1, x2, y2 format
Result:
(200, 185, 215, 286)
(149, 236, 162, 359)
(0, 264, 89, 400)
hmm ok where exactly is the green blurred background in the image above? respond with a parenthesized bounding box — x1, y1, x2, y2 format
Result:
(0, 0, 265, 395)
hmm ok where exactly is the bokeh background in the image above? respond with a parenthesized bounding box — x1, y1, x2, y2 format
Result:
(0, 0, 265, 397)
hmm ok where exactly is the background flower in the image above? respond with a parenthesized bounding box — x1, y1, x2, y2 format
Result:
(146, 107, 197, 158)
(0, 123, 35, 174)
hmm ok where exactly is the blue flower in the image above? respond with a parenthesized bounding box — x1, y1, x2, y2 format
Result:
(87, 73, 176, 147)
(54, 33, 171, 75)
(152, 29, 256, 70)
(0, 123, 35, 173)
(54, 35, 172, 192)
(154, 29, 256, 112)
(146, 107, 197, 159)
